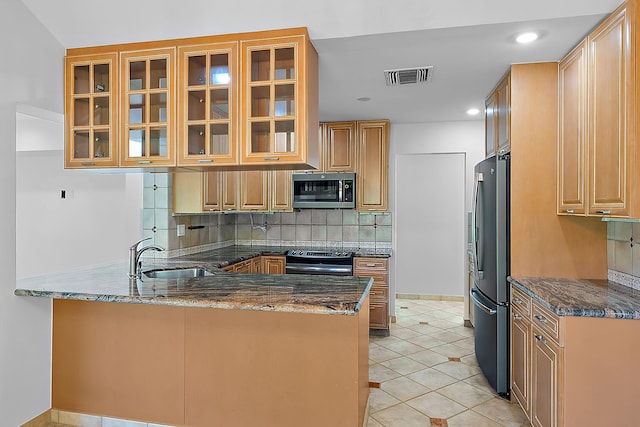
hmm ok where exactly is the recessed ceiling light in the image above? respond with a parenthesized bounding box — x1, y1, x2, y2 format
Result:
(516, 32, 539, 44)
(467, 108, 480, 116)
(357, 97, 371, 102)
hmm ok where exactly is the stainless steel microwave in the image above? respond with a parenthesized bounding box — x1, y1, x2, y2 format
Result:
(292, 172, 355, 209)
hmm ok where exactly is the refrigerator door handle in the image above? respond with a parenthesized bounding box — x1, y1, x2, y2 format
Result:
(472, 172, 484, 278)
(471, 289, 497, 315)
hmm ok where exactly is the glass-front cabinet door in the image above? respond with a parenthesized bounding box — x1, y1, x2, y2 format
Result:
(120, 48, 175, 167)
(65, 53, 118, 168)
(178, 42, 238, 166)
(241, 36, 313, 165)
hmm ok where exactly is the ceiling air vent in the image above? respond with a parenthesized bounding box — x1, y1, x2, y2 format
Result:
(384, 66, 433, 86)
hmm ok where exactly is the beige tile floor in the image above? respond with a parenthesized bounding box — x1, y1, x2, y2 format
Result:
(367, 299, 531, 427)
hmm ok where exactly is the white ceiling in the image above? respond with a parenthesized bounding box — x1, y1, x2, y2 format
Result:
(21, 0, 623, 123)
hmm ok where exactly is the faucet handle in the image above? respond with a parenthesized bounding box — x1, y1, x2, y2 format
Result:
(130, 237, 152, 250)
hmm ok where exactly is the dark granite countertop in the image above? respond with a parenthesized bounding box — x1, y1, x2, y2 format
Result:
(15, 245, 374, 316)
(508, 276, 640, 319)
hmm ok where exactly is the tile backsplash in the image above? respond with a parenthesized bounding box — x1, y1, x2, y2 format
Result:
(607, 221, 640, 287)
(143, 173, 392, 256)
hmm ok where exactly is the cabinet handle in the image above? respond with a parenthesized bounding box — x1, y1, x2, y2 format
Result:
(198, 159, 213, 163)
(366, 263, 376, 267)
(535, 334, 547, 344)
(596, 210, 611, 215)
(367, 209, 379, 211)
(564, 209, 575, 214)
(534, 315, 547, 324)
(513, 297, 522, 304)
(138, 160, 152, 165)
(513, 313, 522, 320)
(80, 162, 96, 166)
(263, 157, 279, 161)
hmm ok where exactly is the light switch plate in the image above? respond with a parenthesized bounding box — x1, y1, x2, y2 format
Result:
(177, 224, 185, 237)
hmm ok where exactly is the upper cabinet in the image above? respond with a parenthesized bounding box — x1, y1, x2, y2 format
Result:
(324, 121, 357, 172)
(120, 48, 176, 167)
(64, 28, 319, 170)
(357, 120, 389, 212)
(558, 40, 587, 215)
(558, 2, 637, 217)
(177, 42, 238, 166)
(65, 53, 119, 168)
(484, 73, 510, 157)
(240, 34, 319, 167)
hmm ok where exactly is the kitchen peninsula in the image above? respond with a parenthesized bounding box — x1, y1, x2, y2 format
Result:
(15, 246, 372, 427)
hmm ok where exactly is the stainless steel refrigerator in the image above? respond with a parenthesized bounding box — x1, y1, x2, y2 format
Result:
(471, 153, 510, 397)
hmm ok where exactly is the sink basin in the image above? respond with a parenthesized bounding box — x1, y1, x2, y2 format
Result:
(142, 267, 214, 280)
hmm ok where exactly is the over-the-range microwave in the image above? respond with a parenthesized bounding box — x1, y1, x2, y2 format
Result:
(292, 172, 355, 209)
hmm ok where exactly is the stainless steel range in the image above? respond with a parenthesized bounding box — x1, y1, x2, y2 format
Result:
(285, 249, 354, 276)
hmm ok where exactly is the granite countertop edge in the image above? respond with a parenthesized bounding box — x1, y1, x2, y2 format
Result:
(508, 276, 640, 320)
(15, 245, 382, 316)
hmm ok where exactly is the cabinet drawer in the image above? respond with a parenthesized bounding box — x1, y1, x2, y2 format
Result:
(366, 273, 388, 287)
(369, 285, 388, 302)
(354, 257, 388, 272)
(511, 287, 532, 317)
(532, 302, 562, 345)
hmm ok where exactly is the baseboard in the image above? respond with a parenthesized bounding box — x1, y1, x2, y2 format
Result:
(20, 409, 56, 427)
(396, 293, 464, 302)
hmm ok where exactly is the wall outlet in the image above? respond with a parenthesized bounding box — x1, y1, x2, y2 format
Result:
(177, 224, 185, 237)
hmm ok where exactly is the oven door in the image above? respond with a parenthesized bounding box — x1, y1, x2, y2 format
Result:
(285, 263, 353, 276)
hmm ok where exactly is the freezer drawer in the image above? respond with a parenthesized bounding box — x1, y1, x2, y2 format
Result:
(471, 287, 510, 397)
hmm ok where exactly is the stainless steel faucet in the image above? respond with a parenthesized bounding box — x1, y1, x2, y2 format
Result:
(128, 237, 164, 279)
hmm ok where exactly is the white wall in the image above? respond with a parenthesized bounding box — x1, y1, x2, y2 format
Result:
(2, 1, 144, 424)
(16, 151, 143, 277)
(0, 1, 64, 423)
(389, 121, 485, 313)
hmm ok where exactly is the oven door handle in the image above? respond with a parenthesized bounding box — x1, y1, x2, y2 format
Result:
(285, 263, 353, 275)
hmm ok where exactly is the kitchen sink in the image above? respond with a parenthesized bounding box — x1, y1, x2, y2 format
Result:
(142, 267, 214, 280)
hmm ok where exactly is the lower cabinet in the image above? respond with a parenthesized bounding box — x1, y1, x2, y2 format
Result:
(354, 257, 389, 332)
(261, 255, 286, 274)
(222, 255, 285, 274)
(531, 325, 563, 427)
(510, 283, 640, 426)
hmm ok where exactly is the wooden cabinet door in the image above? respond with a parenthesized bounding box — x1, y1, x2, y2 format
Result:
(177, 42, 238, 166)
(531, 327, 563, 427)
(250, 256, 262, 274)
(239, 170, 268, 211)
(262, 256, 285, 274)
(65, 53, 119, 168)
(558, 41, 587, 215)
(120, 48, 176, 167)
(485, 93, 496, 157)
(234, 260, 251, 273)
(270, 170, 293, 211)
(173, 171, 205, 213)
(325, 121, 357, 172)
(511, 312, 531, 417)
(221, 171, 239, 211)
(496, 74, 510, 155)
(587, 6, 631, 217)
(240, 33, 318, 167)
(203, 171, 222, 211)
(369, 302, 389, 329)
(356, 120, 389, 212)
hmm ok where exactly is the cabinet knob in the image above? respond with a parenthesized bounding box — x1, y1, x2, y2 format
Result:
(534, 315, 547, 324)
(564, 209, 575, 214)
(513, 313, 522, 320)
(513, 297, 522, 304)
(535, 334, 547, 344)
